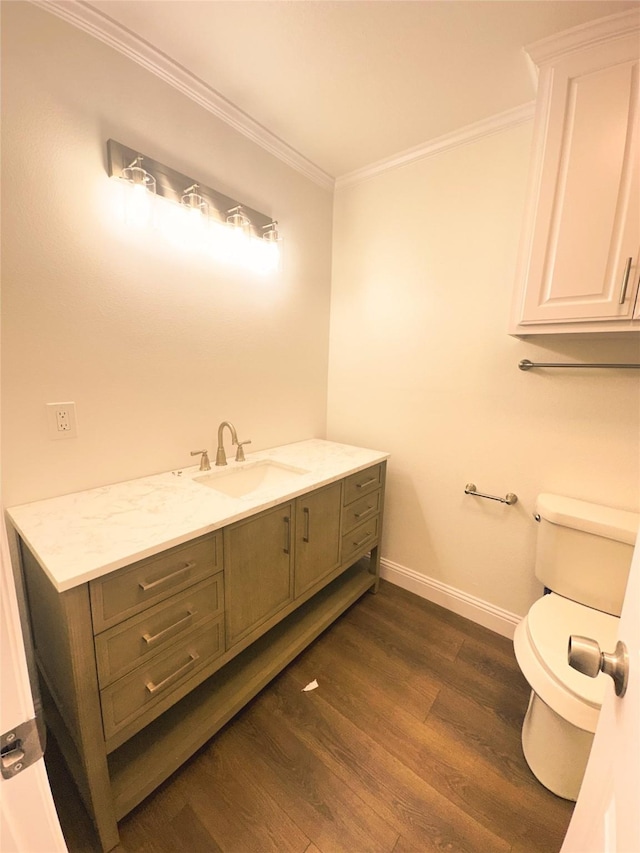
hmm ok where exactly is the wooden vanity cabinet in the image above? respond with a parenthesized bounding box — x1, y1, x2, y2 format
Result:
(19, 461, 386, 853)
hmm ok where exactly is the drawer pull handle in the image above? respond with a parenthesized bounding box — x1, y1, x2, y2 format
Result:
(354, 505, 375, 520)
(356, 477, 377, 490)
(619, 256, 632, 304)
(145, 652, 199, 695)
(352, 533, 373, 548)
(303, 507, 310, 543)
(142, 610, 195, 646)
(139, 561, 196, 592)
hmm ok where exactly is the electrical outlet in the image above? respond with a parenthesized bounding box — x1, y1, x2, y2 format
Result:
(46, 402, 78, 440)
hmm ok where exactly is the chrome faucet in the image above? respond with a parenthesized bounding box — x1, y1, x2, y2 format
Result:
(216, 421, 252, 465)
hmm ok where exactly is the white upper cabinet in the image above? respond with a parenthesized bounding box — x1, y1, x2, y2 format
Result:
(510, 11, 640, 335)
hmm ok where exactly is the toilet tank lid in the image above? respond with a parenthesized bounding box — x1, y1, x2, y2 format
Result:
(536, 494, 639, 545)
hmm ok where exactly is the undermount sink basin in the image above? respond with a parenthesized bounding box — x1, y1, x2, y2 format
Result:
(194, 460, 309, 498)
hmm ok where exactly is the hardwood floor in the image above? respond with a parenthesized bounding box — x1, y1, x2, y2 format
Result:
(45, 580, 574, 852)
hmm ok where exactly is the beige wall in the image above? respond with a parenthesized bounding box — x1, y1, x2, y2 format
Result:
(1, 3, 333, 506)
(3, 3, 638, 624)
(328, 124, 640, 619)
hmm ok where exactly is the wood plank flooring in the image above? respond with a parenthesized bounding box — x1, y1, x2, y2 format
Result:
(45, 580, 574, 852)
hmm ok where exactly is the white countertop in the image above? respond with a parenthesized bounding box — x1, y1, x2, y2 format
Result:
(7, 439, 389, 593)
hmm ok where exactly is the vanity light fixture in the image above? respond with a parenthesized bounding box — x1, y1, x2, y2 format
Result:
(107, 139, 281, 273)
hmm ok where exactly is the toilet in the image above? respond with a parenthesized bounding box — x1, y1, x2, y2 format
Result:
(513, 493, 639, 801)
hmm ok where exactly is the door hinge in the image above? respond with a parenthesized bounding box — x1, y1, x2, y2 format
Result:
(1, 718, 43, 779)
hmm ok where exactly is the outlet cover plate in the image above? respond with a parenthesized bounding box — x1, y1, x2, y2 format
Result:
(46, 402, 78, 440)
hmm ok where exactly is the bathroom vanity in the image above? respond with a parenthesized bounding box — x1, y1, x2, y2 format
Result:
(7, 439, 388, 852)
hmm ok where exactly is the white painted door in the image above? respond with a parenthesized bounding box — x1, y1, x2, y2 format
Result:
(561, 537, 640, 853)
(0, 515, 67, 852)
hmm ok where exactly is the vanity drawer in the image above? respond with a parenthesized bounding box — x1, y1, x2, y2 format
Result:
(342, 490, 380, 534)
(90, 533, 220, 633)
(341, 516, 379, 563)
(100, 617, 224, 741)
(94, 574, 224, 689)
(343, 465, 383, 505)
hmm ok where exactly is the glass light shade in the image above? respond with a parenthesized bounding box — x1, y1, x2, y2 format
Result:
(226, 205, 251, 233)
(262, 220, 281, 243)
(181, 184, 209, 218)
(120, 156, 156, 227)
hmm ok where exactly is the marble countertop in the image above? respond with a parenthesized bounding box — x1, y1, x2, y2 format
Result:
(7, 439, 389, 593)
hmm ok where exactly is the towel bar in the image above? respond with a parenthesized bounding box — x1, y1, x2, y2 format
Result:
(465, 483, 518, 506)
(519, 359, 640, 371)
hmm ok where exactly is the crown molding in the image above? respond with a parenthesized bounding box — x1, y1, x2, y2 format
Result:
(30, 0, 335, 191)
(335, 101, 535, 189)
(525, 8, 640, 67)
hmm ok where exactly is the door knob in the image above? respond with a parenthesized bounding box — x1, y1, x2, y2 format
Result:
(568, 636, 629, 698)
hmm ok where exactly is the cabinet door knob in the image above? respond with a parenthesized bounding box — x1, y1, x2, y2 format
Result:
(283, 516, 291, 555)
(138, 561, 195, 592)
(142, 610, 195, 646)
(619, 256, 633, 304)
(145, 652, 199, 695)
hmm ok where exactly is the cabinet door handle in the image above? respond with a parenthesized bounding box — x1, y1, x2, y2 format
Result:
(139, 561, 195, 592)
(356, 477, 377, 490)
(283, 516, 291, 555)
(303, 507, 310, 543)
(619, 256, 633, 304)
(354, 505, 375, 520)
(142, 610, 195, 646)
(145, 652, 199, 694)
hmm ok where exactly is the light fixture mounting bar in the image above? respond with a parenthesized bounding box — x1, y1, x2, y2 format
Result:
(106, 139, 275, 236)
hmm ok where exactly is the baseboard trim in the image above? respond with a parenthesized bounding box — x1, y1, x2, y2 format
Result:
(379, 557, 522, 640)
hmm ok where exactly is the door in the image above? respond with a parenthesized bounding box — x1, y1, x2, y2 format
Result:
(561, 537, 640, 852)
(294, 482, 342, 598)
(224, 502, 294, 648)
(0, 515, 67, 852)
(520, 44, 640, 325)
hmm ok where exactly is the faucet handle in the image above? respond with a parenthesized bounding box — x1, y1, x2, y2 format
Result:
(235, 440, 252, 462)
(190, 449, 211, 471)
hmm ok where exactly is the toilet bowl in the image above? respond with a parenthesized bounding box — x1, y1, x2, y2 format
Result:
(514, 592, 619, 799)
(514, 494, 638, 801)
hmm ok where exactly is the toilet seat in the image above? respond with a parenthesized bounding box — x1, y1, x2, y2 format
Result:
(514, 592, 619, 733)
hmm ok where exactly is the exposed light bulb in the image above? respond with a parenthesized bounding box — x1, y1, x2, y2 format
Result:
(120, 155, 156, 228)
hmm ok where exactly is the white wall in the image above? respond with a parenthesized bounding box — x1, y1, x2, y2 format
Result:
(328, 123, 640, 623)
(1, 2, 333, 507)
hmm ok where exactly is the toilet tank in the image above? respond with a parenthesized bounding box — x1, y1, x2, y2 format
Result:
(535, 493, 639, 616)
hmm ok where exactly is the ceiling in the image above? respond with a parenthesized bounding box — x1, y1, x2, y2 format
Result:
(83, 0, 638, 180)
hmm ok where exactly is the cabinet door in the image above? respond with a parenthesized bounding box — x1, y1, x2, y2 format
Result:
(224, 503, 294, 648)
(514, 36, 639, 329)
(294, 482, 342, 598)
